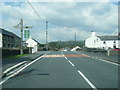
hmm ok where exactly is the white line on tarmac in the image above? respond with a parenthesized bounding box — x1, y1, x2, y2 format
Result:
(0, 51, 50, 85)
(3, 61, 27, 74)
(98, 58, 119, 66)
(74, 51, 119, 66)
(77, 70, 97, 90)
(68, 60, 75, 67)
(61, 51, 68, 59)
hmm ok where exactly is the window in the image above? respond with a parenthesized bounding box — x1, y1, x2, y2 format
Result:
(103, 41, 106, 44)
(114, 41, 116, 43)
(8, 44, 10, 47)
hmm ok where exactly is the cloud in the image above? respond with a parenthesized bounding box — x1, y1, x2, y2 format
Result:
(1, 2, 118, 43)
(2, 0, 119, 3)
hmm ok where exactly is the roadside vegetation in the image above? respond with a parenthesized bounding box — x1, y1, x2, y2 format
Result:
(4, 54, 30, 59)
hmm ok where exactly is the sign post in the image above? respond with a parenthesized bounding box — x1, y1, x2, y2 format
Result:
(14, 19, 32, 54)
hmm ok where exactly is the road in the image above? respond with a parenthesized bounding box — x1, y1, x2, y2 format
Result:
(2, 51, 119, 89)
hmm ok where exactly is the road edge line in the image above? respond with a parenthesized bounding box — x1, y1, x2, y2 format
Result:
(0, 51, 50, 85)
(74, 51, 119, 66)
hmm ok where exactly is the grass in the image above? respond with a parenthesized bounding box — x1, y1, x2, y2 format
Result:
(5, 54, 30, 59)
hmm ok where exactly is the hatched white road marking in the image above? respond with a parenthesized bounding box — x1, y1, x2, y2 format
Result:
(0, 51, 50, 85)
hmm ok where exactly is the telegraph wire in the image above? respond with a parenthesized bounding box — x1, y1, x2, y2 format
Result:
(27, 0, 46, 22)
(26, 0, 96, 30)
(26, 0, 76, 28)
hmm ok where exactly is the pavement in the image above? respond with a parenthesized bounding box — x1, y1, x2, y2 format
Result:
(1, 51, 119, 89)
(2, 51, 46, 72)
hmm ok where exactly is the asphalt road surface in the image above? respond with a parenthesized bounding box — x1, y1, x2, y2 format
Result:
(1, 51, 119, 89)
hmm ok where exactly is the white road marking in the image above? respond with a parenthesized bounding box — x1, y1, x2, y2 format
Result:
(78, 70, 97, 90)
(61, 51, 68, 59)
(68, 60, 75, 67)
(98, 59, 119, 66)
(3, 61, 27, 74)
(74, 51, 119, 66)
(0, 51, 50, 85)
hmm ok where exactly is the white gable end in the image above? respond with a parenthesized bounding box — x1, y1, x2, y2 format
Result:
(26, 38, 37, 47)
(85, 32, 120, 49)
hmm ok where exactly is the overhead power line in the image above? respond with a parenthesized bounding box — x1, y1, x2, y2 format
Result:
(26, 0, 96, 30)
(27, 0, 46, 22)
(26, 0, 75, 28)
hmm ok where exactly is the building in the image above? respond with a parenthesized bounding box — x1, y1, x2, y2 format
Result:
(0, 28, 21, 49)
(85, 32, 120, 50)
(25, 37, 38, 53)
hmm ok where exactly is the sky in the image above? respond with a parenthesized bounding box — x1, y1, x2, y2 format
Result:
(0, 0, 119, 44)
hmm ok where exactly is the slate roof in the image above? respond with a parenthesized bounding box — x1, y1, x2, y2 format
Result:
(32, 38, 41, 44)
(0, 28, 20, 38)
(98, 36, 120, 40)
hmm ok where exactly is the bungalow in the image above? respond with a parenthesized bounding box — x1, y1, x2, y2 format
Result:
(25, 37, 39, 53)
(85, 32, 120, 50)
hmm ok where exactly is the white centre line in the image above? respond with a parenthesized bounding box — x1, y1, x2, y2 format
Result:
(61, 51, 68, 59)
(77, 70, 97, 90)
(0, 51, 50, 85)
(68, 60, 75, 67)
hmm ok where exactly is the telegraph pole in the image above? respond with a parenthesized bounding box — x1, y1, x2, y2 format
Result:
(20, 19, 23, 54)
(46, 21, 48, 50)
(75, 33, 76, 46)
(14, 19, 32, 54)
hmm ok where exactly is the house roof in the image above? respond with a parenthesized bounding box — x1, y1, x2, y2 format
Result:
(32, 38, 41, 44)
(0, 28, 20, 38)
(98, 35, 120, 40)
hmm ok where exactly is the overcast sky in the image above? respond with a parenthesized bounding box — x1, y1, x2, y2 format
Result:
(0, 0, 119, 44)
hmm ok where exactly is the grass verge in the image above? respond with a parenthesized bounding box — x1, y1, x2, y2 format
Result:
(5, 54, 30, 59)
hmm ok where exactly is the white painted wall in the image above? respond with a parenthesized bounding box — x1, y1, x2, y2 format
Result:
(32, 45, 38, 53)
(116, 40, 120, 48)
(85, 32, 120, 49)
(0, 33, 2, 48)
(85, 32, 101, 48)
(101, 40, 120, 49)
(85, 36, 101, 48)
(26, 37, 38, 53)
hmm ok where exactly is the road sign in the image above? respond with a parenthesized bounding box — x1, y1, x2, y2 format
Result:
(24, 30, 30, 38)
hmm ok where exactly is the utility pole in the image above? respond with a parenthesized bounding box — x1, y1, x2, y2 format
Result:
(20, 19, 23, 54)
(46, 21, 48, 50)
(75, 33, 76, 46)
(14, 19, 32, 54)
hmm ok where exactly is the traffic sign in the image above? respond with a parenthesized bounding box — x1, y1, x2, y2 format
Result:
(24, 30, 30, 38)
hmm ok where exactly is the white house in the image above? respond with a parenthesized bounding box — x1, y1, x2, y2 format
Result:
(85, 32, 120, 50)
(25, 37, 38, 53)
